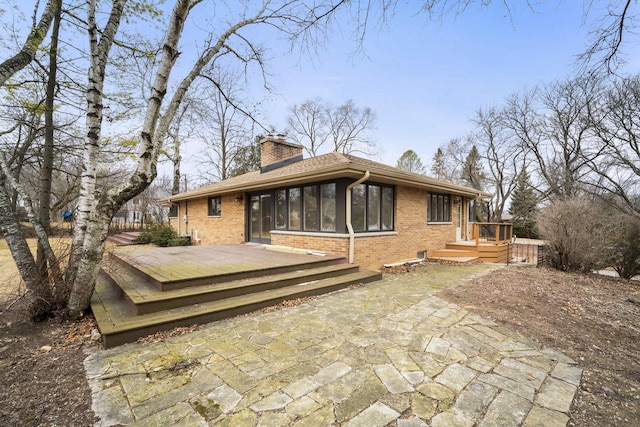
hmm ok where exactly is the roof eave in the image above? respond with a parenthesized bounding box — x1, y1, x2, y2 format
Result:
(162, 164, 492, 203)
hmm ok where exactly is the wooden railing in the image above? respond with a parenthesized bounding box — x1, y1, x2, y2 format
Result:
(472, 223, 513, 246)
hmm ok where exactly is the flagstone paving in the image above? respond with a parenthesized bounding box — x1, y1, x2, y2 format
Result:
(84, 264, 581, 426)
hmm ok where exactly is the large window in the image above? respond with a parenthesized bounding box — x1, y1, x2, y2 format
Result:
(272, 184, 335, 232)
(428, 193, 450, 223)
(351, 183, 394, 232)
(208, 196, 221, 217)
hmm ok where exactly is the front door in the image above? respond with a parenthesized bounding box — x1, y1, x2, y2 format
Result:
(249, 192, 273, 244)
(456, 200, 463, 241)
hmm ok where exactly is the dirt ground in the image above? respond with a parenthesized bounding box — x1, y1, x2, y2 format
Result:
(0, 260, 638, 426)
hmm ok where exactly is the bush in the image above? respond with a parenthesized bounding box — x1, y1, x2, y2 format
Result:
(537, 197, 615, 273)
(137, 225, 187, 247)
(609, 216, 640, 280)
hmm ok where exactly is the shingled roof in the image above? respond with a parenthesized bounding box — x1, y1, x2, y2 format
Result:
(163, 151, 490, 203)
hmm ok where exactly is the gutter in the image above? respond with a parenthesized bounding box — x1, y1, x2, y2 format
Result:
(345, 171, 370, 264)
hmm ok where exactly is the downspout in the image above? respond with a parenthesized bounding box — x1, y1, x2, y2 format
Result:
(346, 171, 370, 264)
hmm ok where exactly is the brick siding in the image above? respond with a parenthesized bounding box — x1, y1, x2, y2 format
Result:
(168, 194, 245, 244)
(169, 185, 458, 271)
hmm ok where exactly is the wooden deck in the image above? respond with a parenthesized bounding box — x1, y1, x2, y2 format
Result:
(430, 223, 513, 264)
(434, 241, 510, 263)
(92, 244, 381, 348)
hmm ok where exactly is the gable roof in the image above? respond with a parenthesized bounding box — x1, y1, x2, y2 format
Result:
(163, 152, 491, 202)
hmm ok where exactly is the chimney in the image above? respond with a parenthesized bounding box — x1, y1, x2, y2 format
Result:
(260, 134, 304, 172)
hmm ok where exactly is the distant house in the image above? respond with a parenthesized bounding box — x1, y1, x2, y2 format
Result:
(163, 136, 490, 270)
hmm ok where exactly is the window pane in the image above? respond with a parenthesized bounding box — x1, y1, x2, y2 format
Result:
(443, 195, 450, 221)
(367, 185, 381, 231)
(382, 187, 393, 230)
(289, 188, 301, 230)
(275, 190, 287, 229)
(250, 196, 260, 238)
(303, 186, 318, 231)
(320, 183, 336, 232)
(209, 196, 221, 216)
(351, 184, 366, 232)
(260, 194, 272, 239)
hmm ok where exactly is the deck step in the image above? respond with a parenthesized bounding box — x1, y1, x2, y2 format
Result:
(109, 251, 348, 291)
(103, 262, 361, 315)
(428, 256, 479, 264)
(431, 248, 479, 258)
(93, 269, 381, 348)
(107, 232, 142, 246)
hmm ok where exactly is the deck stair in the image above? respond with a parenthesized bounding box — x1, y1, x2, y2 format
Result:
(107, 231, 141, 246)
(92, 246, 381, 348)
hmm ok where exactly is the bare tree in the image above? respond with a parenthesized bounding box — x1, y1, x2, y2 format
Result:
(473, 106, 527, 221)
(502, 77, 602, 200)
(287, 98, 330, 157)
(287, 98, 377, 157)
(579, 0, 637, 73)
(589, 73, 640, 216)
(61, 0, 374, 317)
(196, 66, 258, 182)
(327, 99, 377, 155)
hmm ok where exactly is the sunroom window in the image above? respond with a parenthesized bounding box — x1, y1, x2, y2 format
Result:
(351, 183, 394, 232)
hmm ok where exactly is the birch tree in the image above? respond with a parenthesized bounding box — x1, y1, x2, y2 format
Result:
(65, 0, 364, 317)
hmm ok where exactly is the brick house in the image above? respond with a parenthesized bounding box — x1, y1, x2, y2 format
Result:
(163, 136, 490, 270)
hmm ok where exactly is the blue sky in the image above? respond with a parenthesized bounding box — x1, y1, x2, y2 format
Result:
(5, 1, 638, 177)
(234, 1, 604, 167)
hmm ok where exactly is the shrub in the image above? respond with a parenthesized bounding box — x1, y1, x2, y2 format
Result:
(137, 225, 187, 247)
(609, 216, 640, 280)
(537, 197, 615, 273)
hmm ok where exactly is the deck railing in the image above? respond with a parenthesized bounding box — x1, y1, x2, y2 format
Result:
(472, 222, 513, 246)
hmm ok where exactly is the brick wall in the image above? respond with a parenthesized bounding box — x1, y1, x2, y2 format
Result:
(168, 194, 245, 244)
(271, 233, 350, 257)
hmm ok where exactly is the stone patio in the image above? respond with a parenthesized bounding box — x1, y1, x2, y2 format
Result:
(84, 263, 581, 426)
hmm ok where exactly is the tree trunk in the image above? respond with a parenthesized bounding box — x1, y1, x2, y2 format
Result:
(66, 0, 190, 317)
(66, 0, 127, 287)
(0, 176, 52, 319)
(37, 0, 61, 286)
(66, 210, 110, 317)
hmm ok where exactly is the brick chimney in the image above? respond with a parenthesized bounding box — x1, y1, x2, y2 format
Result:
(260, 135, 304, 172)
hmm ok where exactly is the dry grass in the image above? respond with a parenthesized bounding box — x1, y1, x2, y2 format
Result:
(0, 236, 130, 304)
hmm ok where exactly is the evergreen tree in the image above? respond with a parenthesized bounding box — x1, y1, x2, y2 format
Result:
(461, 145, 486, 190)
(430, 147, 446, 179)
(229, 136, 261, 177)
(509, 169, 539, 238)
(396, 149, 426, 174)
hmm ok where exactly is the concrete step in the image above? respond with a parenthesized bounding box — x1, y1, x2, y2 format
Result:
(102, 262, 361, 315)
(92, 268, 382, 348)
